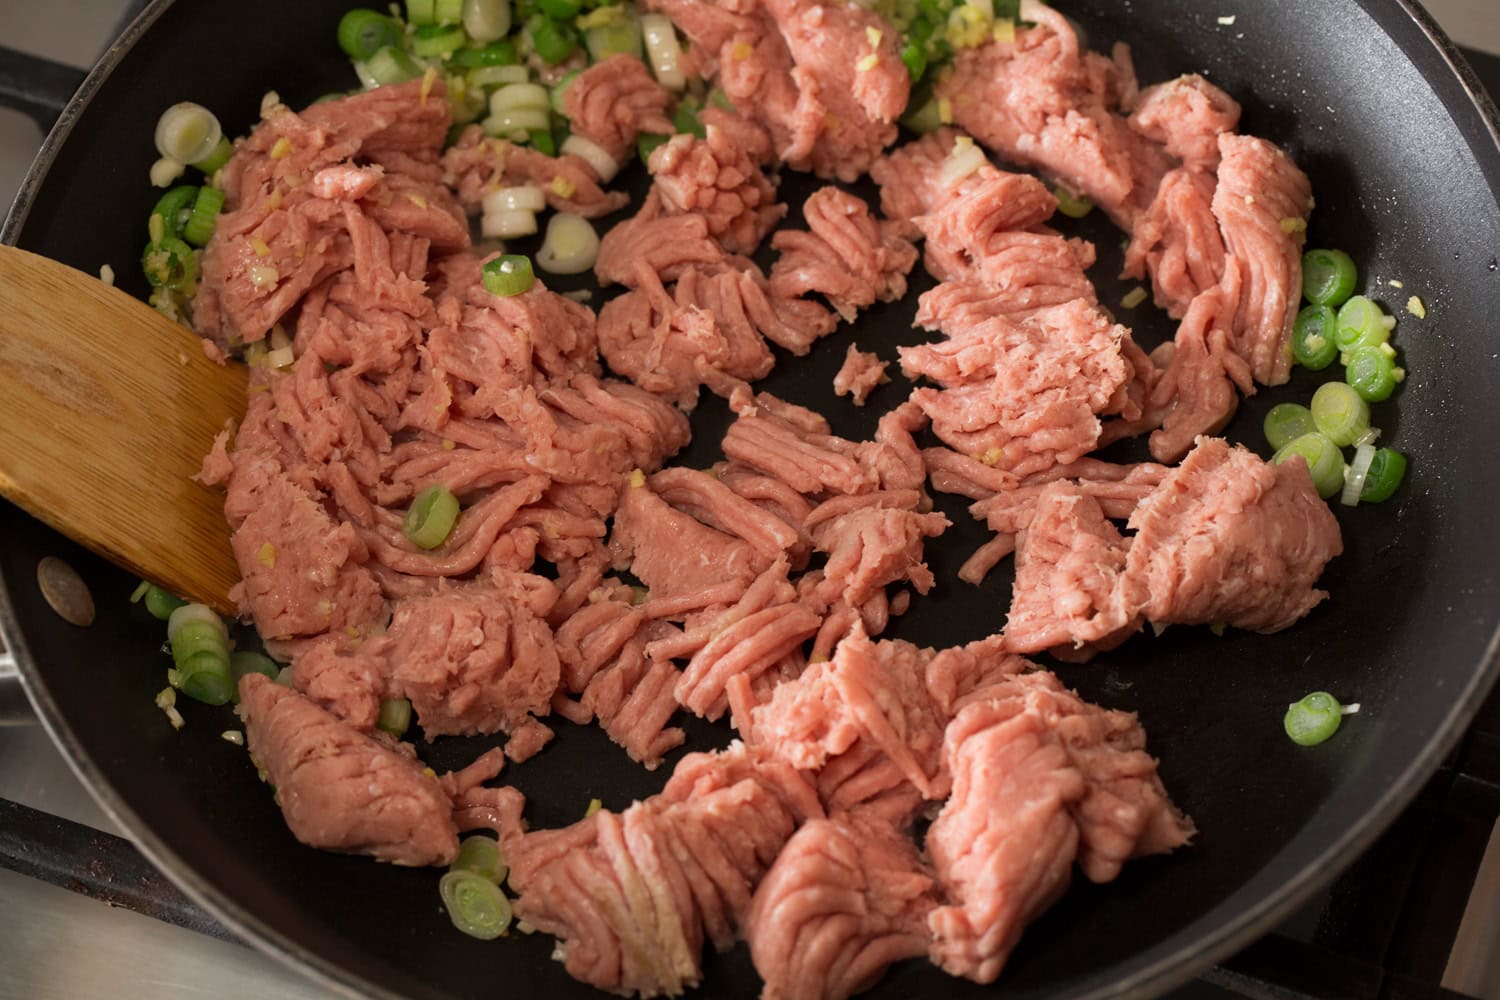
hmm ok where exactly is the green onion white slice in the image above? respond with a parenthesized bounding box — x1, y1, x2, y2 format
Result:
(490, 82, 550, 115)
(939, 135, 986, 189)
(559, 135, 618, 182)
(155, 102, 224, 165)
(641, 14, 686, 91)
(150, 157, 187, 188)
(468, 65, 529, 89)
(482, 185, 546, 215)
(481, 207, 539, 239)
(536, 212, 600, 275)
(463, 0, 511, 41)
(1341, 443, 1377, 507)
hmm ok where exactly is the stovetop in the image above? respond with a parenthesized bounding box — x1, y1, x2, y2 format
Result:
(1, 3, 1499, 999)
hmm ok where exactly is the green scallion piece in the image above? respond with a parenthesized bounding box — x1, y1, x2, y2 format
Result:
(168, 608, 233, 707)
(1359, 447, 1407, 503)
(451, 835, 507, 884)
(1334, 295, 1395, 353)
(527, 128, 557, 156)
(142, 236, 199, 292)
(1291, 304, 1339, 370)
(584, 16, 641, 61)
(230, 651, 280, 684)
(338, 9, 405, 60)
(901, 93, 942, 134)
(182, 186, 226, 247)
(403, 484, 461, 549)
(449, 40, 519, 67)
(673, 100, 704, 139)
(435, 0, 464, 23)
(407, 0, 438, 25)
(532, 18, 580, 64)
(191, 136, 234, 174)
(1284, 691, 1343, 746)
(365, 45, 424, 86)
(142, 584, 186, 621)
(638, 132, 669, 165)
(1344, 345, 1402, 402)
(901, 40, 928, 82)
(1302, 248, 1357, 307)
(439, 870, 512, 939)
(551, 69, 582, 114)
(481, 254, 535, 297)
(537, 0, 580, 17)
(1053, 184, 1093, 219)
(412, 23, 468, 58)
(1309, 382, 1371, 447)
(1272, 431, 1345, 499)
(151, 185, 199, 240)
(377, 697, 414, 737)
(1262, 403, 1317, 452)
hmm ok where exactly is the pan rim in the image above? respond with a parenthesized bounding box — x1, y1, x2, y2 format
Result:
(2, 0, 1499, 997)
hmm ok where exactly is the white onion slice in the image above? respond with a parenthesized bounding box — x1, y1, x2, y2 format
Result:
(536, 212, 600, 275)
(463, 0, 512, 43)
(489, 83, 550, 115)
(939, 136, 987, 189)
(641, 14, 687, 91)
(482, 185, 547, 215)
(167, 603, 228, 643)
(481, 208, 538, 239)
(155, 102, 223, 164)
(560, 134, 618, 182)
(483, 108, 551, 136)
(1341, 443, 1376, 507)
(1353, 426, 1381, 448)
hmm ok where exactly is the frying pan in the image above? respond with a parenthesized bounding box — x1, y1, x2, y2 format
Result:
(3, 0, 1500, 997)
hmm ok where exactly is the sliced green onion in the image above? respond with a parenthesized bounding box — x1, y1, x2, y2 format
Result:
(167, 603, 228, 643)
(901, 93, 943, 134)
(183, 186, 226, 248)
(583, 9, 642, 61)
(1301, 249, 1358, 307)
(673, 100, 704, 139)
(1272, 432, 1345, 500)
(638, 132, 669, 165)
(404, 484, 461, 548)
(439, 870, 512, 939)
(365, 46, 424, 86)
(641, 13, 686, 90)
(1292, 304, 1339, 370)
(130, 581, 150, 603)
(412, 23, 468, 58)
(168, 604, 233, 707)
(274, 665, 295, 687)
(901, 39, 928, 81)
(1333, 295, 1395, 352)
(151, 185, 199, 240)
(190, 136, 234, 174)
(142, 236, 199, 292)
(1263, 403, 1317, 452)
(560, 134, 617, 181)
(527, 128, 557, 156)
(407, 0, 438, 24)
(467, 65, 529, 89)
(481, 254, 535, 297)
(377, 697, 413, 737)
(143, 584, 187, 621)
(1341, 443, 1376, 507)
(451, 835, 507, 884)
(1359, 447, 1407, 503)
(155, 103, 223, 166)
(337, 9, 404, 60)
(1309, 382, 1371, 447)
(1344, 345, 1402, 402)
(450, 39, 519, 67)
(230, 651, 280, 684)
(1053, 184, 1093, 219)
(482, 185, 546, 214)
(536, 212, 599, 275)
(435, 0, 464, 23)
(462, 0, 513, 42)
(490, 82, 550, 115)
(532, 18, 580, 64)
(550, 69, 582, 114)
(178, 651, 235, 706)
(484, 108, 552, 136)
(537, 0, 581, 17)
(1284, 691, 1343, 746)
(481, 208, 539, 239)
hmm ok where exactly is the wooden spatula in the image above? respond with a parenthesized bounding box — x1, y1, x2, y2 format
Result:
(0, 245, 244, 616)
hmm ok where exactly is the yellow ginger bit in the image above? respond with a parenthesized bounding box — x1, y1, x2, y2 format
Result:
(946, 5, 990, 48)
(267, 186, 284, 211)
(1280, 216, 1307, 234)
(1389, 279, 1405, 289)
(730, 41, 754, 61)
(442, 438, 457, 450)
(628, 468, 646, 488)
(422, 767, 437, 778)
(585, 798, 603, 817)
(991, 19, 1015, 43)
(148, 213, 165, 245)
(856, 53, 879, 72)
(1406, 295, 1427, 319)
(808, 652, 829, 665)
(345, 625, 363, 639)
(978, 446, 1004, 467)
(405, 191, 429, 209)
(937, 97, 954, 125)
(866, 26, 883, 48)
(269, 136, 293, 160)
(1120, 286, 1148, 309)
(549, 175, 577, 199)
(251, 237, 271, 257)
(257, 542, 277, 568)
(420, 66, 438, 105)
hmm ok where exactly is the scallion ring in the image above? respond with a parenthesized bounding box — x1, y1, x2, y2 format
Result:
(377, 697, 414, 737)
(337, 9, 404, 60)
(438, 870, 512, 939)
(1272, 432, 1345, 500)
(1284, 691, 1343, 746)
(404, 484, 461, 549)
(462, 0, 512, 42)
(1341, 443, 1376, 507)
(535, 212, 600, 275)
(154, 103, 223, 166)
(451, 835, 507, 884)
(1309, 381, 1371, 447)
(481, 254, 536, 297)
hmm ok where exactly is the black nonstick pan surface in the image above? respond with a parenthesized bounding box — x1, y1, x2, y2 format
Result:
(3, 0, 1500, 996)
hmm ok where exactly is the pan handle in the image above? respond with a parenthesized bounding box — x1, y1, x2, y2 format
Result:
(0, 649, 36, 725)
(0, 47, 87, 132)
